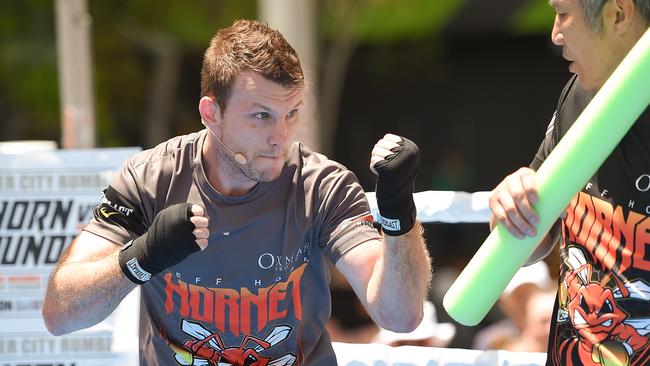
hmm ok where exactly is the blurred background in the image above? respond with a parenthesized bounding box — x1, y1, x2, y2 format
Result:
(0, 0, 566, 351)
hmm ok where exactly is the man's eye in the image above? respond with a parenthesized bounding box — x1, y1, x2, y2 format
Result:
(255, 112, 271, 120)
(288, 109, 299, 118)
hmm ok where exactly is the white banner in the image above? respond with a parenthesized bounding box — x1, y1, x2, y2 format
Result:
(0, 147, 140, 366)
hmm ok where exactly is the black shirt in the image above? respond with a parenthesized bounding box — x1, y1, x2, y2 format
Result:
(532, 75, 650, 366)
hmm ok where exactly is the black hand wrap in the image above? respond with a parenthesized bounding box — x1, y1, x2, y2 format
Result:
(118, 203, 200, 284)
(374, 137, 420, 236)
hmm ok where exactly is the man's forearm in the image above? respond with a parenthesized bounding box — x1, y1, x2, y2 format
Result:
(368, 222, 432, 332)
(42, 251, 136, 335)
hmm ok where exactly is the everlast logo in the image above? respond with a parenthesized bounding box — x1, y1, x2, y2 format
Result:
(379, 215, 400, 232)
(100, 194, 134, 217)
(126, 257, 151, 282)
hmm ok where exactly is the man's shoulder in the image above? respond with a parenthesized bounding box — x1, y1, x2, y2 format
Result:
(293, 142, 351, 177)
(555, 75, 596, 136)
(558, 75, 586, 111)
(127, 131, 203, 171)
(559, 74, 578, 99)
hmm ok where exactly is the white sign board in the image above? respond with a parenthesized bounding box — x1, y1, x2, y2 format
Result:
(0, 147, 140, 366)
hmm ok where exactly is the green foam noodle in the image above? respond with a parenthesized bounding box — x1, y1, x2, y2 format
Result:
(443, 28, 650, 326)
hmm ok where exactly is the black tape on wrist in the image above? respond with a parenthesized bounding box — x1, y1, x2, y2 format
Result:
(118, 203, 200, 284)
(374, 137, 419, 236)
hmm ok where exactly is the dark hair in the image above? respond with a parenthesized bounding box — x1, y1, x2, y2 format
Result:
(200, 19, 304, 113)
(580, 0, 650, 32)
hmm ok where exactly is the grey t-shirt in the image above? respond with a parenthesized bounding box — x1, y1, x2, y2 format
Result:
(84, 130, 381, 365)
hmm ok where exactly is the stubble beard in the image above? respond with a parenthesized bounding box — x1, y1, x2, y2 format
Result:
(227, 149, 288, 183)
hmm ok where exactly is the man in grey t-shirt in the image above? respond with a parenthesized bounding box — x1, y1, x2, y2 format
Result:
(43, 19, 431, 365)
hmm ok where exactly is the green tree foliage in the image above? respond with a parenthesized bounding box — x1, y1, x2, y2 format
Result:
(322, 0, 466, 43)
(0, 0, 59, 141)
(511, 0, 556, 35)
(0, 0, 254, 147)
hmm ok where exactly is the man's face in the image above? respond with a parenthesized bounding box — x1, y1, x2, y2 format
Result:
(549, 0, 618, 90)
(218, 70, 303, 182)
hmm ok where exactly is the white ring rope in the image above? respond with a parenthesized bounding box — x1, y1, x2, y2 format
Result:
(366, 191, 491, 223)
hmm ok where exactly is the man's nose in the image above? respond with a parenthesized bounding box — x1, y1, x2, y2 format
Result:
(551, 17, 564, 46)
(268, 118, 289, 148)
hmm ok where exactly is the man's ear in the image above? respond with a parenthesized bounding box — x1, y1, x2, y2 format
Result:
(611, 0, 636, 35)
(198, 96, 220, 125)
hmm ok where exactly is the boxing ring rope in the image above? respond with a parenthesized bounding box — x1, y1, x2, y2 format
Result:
(333, 341, 547, 366)
(366, 191, 491, 224)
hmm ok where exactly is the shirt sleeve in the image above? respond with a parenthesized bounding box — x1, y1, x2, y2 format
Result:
(317, 166, 382, 264)
(530, 112, 559, 170)
(82, 157, 151, 245)
(527, 76, 580, 263)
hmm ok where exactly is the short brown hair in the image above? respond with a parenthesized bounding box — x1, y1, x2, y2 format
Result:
(580, 0, 650, 32)
(200, 19, 305, 113)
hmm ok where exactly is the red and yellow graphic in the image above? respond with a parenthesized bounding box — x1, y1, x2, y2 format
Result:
(163, 263, 309, 365)
(164, 263, 307, 337)
(169, 319, 296, 366)
(557, 247, 648, 365)
(552, 193, 650, 366)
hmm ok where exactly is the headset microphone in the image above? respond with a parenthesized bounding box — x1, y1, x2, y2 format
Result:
(202, 121, 247, 165)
